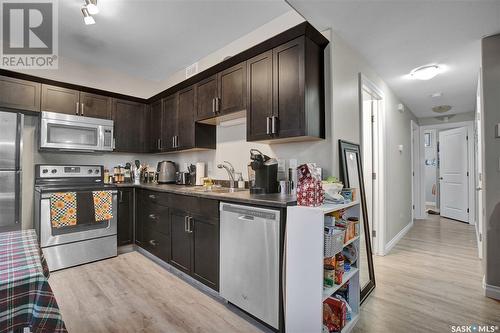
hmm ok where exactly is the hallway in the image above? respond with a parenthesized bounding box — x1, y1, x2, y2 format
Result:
(355, 215, 500, 332)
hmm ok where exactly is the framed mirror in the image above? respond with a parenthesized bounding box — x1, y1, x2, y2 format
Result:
(339, 140, 376, 303)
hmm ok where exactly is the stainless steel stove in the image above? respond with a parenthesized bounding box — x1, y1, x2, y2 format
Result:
(34, 164, 117, 271)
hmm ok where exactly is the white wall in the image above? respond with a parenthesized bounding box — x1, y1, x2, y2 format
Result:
(481, 34, 500, 300)
(329, 32, 418, 247)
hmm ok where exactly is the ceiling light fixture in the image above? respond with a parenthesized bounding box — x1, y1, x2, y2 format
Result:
(84, 0, 99, 15)
(432, 105, 452, 113)
(410, 65, 441, 80)
(81, 7, 95, 25)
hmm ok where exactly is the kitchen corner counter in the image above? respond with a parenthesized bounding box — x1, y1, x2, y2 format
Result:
(114, 183, 296, 208)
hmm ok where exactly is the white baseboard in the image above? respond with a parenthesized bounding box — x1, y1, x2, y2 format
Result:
(383, 220, 414, 255)
(484, 282, 500, 300)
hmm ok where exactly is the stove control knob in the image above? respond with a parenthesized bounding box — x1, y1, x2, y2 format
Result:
(88, 169, 93, 174)
(42, 169, 48, 174)
(51, 169, 57, 174)
(95, 169, 100, 174)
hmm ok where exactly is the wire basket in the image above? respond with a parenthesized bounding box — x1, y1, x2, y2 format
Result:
(324, 228, 345, 257)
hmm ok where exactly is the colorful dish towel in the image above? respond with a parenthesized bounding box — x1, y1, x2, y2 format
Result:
(50, 192, 77, 228)
(93, 190, 113, 222)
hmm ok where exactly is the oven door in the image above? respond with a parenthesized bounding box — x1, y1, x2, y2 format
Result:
(39, 190, 118, 247)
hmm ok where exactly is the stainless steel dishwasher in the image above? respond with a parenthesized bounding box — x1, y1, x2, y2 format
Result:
(220, 202, 280, 329)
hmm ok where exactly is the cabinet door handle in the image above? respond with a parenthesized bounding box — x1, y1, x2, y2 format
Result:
(266, 117, 271, 135)
(148, 194, 156, 199)
(212, 98, 216, 114)
(175, 135, 179, 148)
(149, 239, 159, 246)
(184, 216, 189, 232)
(75, 102, 79, 115)
(119, 191, 123, 202)
(81, 103, 84, 116)
(271, 116, 278, 134)
(157, 138, 161, 150)
(215, 97, 220, 113)
(188, 216, 194, 233)
(149, 214, 156, 220)
(172, 136, 175, 148)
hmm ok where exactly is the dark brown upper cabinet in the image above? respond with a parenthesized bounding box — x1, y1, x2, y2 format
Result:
(41, 84, 80, 115)
(195, 75, 218, 121)
(247, 36, 324, 142)
(162, 93, 178, 151)
(0, 75, 41, 112)
(247, 51, 274, 141)
(150, 99, 163, 152)
(79, 92, 112, 119)
(218, 62, 246, 116)
(148, 89, 215, 153)
(195, 62, 247, 122)
(177, 86, 196, 150)
(42, 84, 112, 119)
(112, 99, 148, 153)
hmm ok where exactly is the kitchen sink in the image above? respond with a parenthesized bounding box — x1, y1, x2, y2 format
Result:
(189, 186, 247, 194)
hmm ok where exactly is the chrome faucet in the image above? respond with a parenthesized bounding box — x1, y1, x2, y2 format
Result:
(217, 161, 236, 189)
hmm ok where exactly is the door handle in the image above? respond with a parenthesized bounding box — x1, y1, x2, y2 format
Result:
(212, 98, 216, 114)
(157, 138, 161, 150)
(172, 136, 175, 148)
(175, 135, 179, 148)
(271, 116, 278, 134)
(266, 117, 271, 135)
(188, 216, 194, 233)
(149, 239, 159, 246)
(439, 177, 444, 180)
(215, 97, 220, 113)
(148, 194, 156, 199)
(184, 216, 189, 232)
(81, 103, 84, 116)
(119, 191, 123, 202)
(149, 214, 157, 220)
(476, 187, 483, 191)
(76, 102, 79, 115)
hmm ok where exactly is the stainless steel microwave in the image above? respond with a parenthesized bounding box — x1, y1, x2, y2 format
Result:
(40, 111, 114, 152)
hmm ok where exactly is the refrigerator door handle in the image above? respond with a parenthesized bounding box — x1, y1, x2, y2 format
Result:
(16, 171, 22, 225)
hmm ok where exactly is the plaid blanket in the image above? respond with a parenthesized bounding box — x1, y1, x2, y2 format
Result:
(0, 230, 67, 333)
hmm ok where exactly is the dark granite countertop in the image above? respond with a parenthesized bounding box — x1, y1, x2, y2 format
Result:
(114, 183, 296, 208)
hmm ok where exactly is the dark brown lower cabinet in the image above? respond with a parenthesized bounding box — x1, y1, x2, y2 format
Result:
(170, 209, 192, 274)
(136, 192, 220, 291)
(191, 213, 219, 290)
(117, 188, 134, 246)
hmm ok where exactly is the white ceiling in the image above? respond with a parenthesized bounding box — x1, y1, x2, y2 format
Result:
(287, 0, 500, 118)
(59, 0, 290, 82)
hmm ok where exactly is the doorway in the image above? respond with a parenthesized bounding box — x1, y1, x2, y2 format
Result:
(417, 122, 475, 224)
(359, 74, 384, 255)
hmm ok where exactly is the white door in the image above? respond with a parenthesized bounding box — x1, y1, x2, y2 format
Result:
(439, 127, 469, 222)
(475, 72, 484, 258)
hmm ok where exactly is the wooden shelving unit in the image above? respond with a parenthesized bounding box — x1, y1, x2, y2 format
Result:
(285, 202, 361, 333)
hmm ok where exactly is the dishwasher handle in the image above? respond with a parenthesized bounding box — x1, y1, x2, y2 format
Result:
(238, 215, 255, 221)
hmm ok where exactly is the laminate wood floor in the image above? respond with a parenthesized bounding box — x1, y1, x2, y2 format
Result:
(355, 215, 500, 333)
(48, 251, 263, 333)
(49, 215, 500, 333)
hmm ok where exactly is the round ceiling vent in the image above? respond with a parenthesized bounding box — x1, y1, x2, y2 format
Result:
(432, 105, 452, 113)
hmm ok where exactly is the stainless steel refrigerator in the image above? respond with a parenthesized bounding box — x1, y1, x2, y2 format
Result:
(0, 111, 23, 232)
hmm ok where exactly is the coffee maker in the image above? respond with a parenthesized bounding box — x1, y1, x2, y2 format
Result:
(249, 149, 278, 194)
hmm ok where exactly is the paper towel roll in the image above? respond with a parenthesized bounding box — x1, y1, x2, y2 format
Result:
(195, 162, 205, 186)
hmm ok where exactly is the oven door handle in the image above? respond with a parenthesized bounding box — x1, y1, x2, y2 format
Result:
(41, 189, 117, 199)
